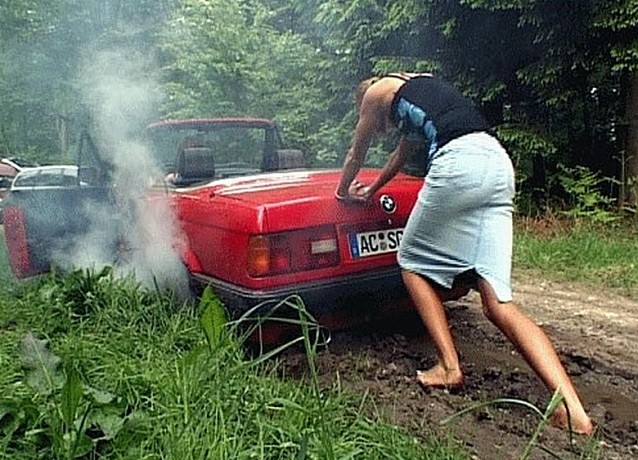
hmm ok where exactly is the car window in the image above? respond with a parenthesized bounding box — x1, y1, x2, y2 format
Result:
(0, 175, 14, 189)
(61, 167, 80, 186)
(12, 167, 79, 188)
(13, 170, 39, 187)
(38, 168, 65, 186)
(149, 128, 267, 166)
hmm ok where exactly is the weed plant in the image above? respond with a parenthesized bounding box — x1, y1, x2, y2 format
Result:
(0, 265, 468, 459)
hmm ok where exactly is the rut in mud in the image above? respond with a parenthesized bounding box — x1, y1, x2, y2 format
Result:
(278, 275, 638, 460)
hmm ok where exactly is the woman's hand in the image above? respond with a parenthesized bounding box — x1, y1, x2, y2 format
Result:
(335, 180, 372, 203)
(350, 181, 373, 201)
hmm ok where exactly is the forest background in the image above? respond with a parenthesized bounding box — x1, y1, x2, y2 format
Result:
(2, 0, 638, 217)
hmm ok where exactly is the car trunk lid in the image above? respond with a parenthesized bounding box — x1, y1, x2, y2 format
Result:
(177, 168, 423, 283)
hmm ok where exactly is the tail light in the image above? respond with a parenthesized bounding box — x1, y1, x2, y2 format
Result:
(247, 225, 339, 277)
(3, 207, 35, 278)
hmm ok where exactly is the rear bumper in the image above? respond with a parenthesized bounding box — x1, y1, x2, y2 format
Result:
(190, 267, 408, 318)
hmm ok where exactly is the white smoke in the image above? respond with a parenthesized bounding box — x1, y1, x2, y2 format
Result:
(58, 48, 190, 296)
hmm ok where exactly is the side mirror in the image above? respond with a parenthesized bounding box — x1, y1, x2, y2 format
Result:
(276, 149, 305, 170)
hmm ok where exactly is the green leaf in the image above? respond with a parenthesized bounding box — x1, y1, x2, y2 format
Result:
(92, 407, 125, 441)
(199, 286, 229, 350)
(19, 332, 65, 395)
(71, 431, 95, 458)
(83, 385, 116, 405)
(60, 364, 83, 430)
(296, 433, 309, 460)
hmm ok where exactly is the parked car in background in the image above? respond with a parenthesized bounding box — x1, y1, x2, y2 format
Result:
(9, 165, 81, 190)
(2, 118, 467, 335)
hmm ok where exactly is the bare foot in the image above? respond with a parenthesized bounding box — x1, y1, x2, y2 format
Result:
(550, 405, 595, 435)
(416, 364, 464, 389)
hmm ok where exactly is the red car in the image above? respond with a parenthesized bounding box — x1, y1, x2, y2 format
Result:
(3, 118, 465, 329)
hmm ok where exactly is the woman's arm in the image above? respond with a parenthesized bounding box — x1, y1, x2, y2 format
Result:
(352, 136, 418, 201)
(334, 89, 383, 199)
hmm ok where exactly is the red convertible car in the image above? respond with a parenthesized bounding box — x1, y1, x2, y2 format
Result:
(3, 118, 465, 329)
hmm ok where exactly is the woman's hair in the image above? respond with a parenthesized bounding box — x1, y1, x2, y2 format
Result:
(355, 77, 381, 111)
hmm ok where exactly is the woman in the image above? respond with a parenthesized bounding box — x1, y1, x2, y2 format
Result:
(334, 73, 593, 435)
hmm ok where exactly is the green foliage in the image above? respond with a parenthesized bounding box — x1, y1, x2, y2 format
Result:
(4, 333, 133, 459)
(159, 0, 332, 160)
(311, 115, 356, 167)
(2, 0, 638, 213)
(514, 217, 638, 298)
(0, 0, 175, 162)
(199, 286, 230, 350)
(26, 267, 162, 335)
(0, 0, 57, 44)
(19, 333, 65, 395)
(495, 125, 557, 178)
(557, 165, 619, 224)
(0, 268, 469, 459)
(592, 0, 638, 71)
(493, 125, 557, 214)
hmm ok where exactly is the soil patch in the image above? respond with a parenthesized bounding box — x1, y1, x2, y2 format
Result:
(278, 274, 638, 459)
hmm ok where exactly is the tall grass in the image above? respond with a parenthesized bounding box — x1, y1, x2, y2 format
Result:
(0, 263, 467, 459)
(514, 217, 638, 298)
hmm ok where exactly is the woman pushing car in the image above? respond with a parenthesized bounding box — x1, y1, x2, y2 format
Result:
(334, 72, 593, 435)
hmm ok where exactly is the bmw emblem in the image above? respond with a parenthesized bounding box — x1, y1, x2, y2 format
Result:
(379, 194, 396, 214)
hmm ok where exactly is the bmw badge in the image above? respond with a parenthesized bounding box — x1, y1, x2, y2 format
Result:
(379, 194, 396, 214)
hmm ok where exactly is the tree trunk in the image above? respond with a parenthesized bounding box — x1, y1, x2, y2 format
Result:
(56, 114, 69, 159)
(623, 70, 638, 210)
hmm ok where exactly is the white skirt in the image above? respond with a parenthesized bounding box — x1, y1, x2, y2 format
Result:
(397, 132, 515, 302)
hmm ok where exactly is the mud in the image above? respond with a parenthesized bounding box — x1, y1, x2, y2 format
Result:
(278, 273, 638, 459)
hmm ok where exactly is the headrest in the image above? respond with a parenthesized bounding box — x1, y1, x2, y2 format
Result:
(176, 147, 215, 183)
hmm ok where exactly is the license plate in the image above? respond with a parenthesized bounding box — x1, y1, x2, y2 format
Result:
(349, 228, 404, 258)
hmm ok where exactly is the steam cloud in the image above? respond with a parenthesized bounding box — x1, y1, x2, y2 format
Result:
(53, 48, 189, 297)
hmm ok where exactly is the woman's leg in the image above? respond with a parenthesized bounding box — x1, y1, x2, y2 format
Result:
(402, 270, 464, 387)
(476, 278, 594, 434)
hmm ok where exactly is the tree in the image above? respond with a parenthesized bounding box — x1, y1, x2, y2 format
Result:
(2, 0, 637, 215)
(0, 0, 176, 162)
(592, 0, 638, 210)
(306, 0, 636, 212)
(159, 0, 329, 159)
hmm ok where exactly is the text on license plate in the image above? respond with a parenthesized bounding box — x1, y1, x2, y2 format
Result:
(349, 228, 404, 258)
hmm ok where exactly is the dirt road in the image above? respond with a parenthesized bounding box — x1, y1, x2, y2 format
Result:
(280, 273, 638, 459)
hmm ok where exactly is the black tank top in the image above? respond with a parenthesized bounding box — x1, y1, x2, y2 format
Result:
(390, 76, 488, 151)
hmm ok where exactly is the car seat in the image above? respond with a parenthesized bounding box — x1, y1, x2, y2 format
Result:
(174, 147, 215, 186)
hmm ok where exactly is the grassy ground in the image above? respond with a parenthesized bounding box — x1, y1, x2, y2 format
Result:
(1, 217, 634, 459)
(514, 217, 638, 299)
(0, 248, 467, 459)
